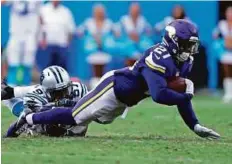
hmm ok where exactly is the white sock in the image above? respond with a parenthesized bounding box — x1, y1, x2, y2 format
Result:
(26, 113, 34, 125)
(228, 78, 232, 97)
(223, 78, 232, 101)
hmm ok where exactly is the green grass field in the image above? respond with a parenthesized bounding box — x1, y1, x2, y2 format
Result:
(1, 96, 232, 164)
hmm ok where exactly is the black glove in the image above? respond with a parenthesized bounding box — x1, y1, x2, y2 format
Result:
(1, 80, 14, 100)
(55, 98, 76, 107)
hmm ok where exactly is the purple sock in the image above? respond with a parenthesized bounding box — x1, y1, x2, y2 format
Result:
(32, 107, 76, 125)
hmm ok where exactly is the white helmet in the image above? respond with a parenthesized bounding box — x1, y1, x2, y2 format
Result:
(40, 66, 71, 100)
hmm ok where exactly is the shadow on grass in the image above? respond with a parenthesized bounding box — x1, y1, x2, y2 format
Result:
(84, 133, 232, 144)
(2, 133, 232, 145)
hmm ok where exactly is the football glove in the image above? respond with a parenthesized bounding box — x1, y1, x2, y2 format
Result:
(1, 79, 14, 100)
(185, 79, 194, 96)
(194, 124, 220, 139)
(55, 98, 76, 107)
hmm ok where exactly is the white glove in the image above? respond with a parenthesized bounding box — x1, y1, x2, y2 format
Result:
(185, 79, 194, 96)
(194, 124, 220, 139)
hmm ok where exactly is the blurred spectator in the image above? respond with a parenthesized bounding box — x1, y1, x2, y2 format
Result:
(211, 6, 232, 103)
(1, 46, 7, 80)
(37, 0, 75, 71)
(2, 0, 42, 86)
(155, 5, 188, 34)
(118, 2, 153, 66)
(77, 4, 116, 88)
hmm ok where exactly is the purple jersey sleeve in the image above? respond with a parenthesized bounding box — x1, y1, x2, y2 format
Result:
(141, 67, 192, 106)
(141, 68, 199, 130)
(142, 44, 177, 78)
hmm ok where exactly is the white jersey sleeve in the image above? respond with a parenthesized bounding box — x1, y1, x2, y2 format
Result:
(23, 92, 48, 112)
(69, 82, 88, 101)
(14, 85, 47, 98)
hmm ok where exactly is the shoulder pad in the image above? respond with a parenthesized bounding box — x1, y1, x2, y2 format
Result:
(144, 45, 174, 76)
(70, 82, 88, 100)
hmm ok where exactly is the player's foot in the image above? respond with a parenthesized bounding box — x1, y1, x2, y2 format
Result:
(16, 108, 32, 128)
(1, 78, 14, 100)
(4, 121, 20, 138)
(4, 109, 31, 138)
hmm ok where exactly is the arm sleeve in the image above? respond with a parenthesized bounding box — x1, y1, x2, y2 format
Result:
(141, 68, 192, 106)
(177, 100, 199, 130)
(14, 86, 36, 98)
(141, 68, 199, 130)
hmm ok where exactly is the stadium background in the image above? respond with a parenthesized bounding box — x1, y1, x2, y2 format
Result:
(1, 1, 230, 88)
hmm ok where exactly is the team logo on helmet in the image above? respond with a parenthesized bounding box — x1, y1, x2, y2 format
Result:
(165, 26, 176, 38)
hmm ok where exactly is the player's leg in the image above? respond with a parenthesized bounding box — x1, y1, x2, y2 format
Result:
(72, 70, 127, 125)
(56, 46, 68, 70)
(222, 63, 232, 103)
(26, 107, 76, 125)
(28, 70, 120, 126)
(22, 34, 37, 85)
(35, 46, 52, 72)
(6, 35, 21, 86)
(5, 71, 125, 137)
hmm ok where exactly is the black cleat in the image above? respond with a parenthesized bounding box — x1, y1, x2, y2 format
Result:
(4, 109, 32, 138)
(4, 121, 20, 138)
(1, 78, 14, 100)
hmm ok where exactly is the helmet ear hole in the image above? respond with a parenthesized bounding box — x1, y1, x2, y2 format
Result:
(40, 73, 45, 85)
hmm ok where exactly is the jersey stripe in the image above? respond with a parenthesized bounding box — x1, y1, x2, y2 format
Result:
(25, 93, 47, 105)
(72, 82, 113, 117)
(84, 85, 88, 95)
(163, 54, 171, 59)
(80, 83, 84, 98)
(145, 60, 165, 74)
(49, 68, 60, 83)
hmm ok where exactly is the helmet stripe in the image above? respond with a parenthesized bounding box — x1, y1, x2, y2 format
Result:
(54, 66, 63, 83)
(80, 83, 84, 98)
(49, 67, 60, 83)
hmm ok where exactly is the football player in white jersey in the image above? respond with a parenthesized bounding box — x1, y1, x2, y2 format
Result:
(2, 65, 88, 117)
(2, 0, 43, 86)
(2, 65, 88, 136)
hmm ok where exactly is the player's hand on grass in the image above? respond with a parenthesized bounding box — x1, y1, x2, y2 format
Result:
(194, 124, 220, 139)
(185, 79, 194, 96)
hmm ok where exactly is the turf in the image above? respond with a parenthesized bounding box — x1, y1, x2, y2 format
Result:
(1, 96, 232, 164)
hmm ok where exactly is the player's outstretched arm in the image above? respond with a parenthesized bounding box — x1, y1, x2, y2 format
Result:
(141, 68, 192, 106)
(142, 68, 220, 139)
(178, 100, 220, 139)
(177, 100, 199, 130)
(1, 81, 14, 100)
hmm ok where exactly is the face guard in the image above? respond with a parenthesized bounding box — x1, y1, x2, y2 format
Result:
(47, 84, 70, 101)
(177, 36, 200, 62)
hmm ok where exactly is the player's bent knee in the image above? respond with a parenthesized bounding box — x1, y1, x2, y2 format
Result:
(73, 116, 93, 126)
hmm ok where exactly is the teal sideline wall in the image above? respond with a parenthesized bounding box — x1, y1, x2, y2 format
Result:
(1, 1, 218, 80)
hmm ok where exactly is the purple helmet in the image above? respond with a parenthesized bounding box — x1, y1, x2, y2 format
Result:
(162, 19, 200, 62)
